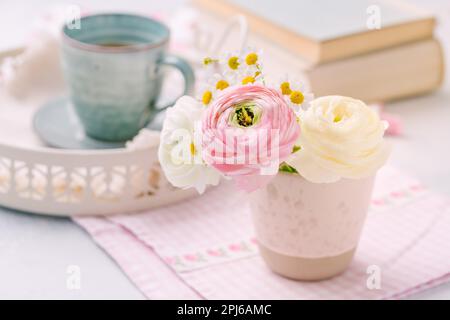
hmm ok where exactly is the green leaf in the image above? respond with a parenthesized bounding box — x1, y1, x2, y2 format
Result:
(279, 162, 298, 174)
(292, 145, 301, 153)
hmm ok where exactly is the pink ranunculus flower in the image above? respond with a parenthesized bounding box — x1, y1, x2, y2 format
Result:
(202, 84, 300, 191)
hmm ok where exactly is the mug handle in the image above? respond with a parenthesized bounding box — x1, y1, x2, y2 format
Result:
(154, 54, 195, 111)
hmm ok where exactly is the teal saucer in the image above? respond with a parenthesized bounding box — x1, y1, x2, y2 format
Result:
(33, 97, 163, 149)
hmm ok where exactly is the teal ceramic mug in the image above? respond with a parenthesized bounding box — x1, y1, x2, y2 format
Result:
(61, 13, 194, 141)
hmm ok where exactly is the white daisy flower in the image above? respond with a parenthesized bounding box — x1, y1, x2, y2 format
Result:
(211, 72, 237, 91)
(277, 75, 314, 114)
(225, 48, 263, 85)
(241, 47, 263, 69)
(234, 62, 264, 86)
(196, 72, 237, 106)
(158, 96, 221, 193)
(219, 51, 242, 73)
(241, 48, 263, 76)
(196, 82, 216, 107)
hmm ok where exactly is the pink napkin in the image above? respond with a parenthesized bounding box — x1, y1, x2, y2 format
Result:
(74, 166, 450, 299)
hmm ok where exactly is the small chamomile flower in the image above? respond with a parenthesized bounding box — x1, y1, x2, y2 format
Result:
(217, 49, 265, 86)
(238, 66, 264, 86)
(197, 83, 215, 106)
(242, 48, 263, 67)
(220, 51, 242, 72)
(229, 48, 264, 85)
(212, 72, 237, 91)
(197, 73, 236, 106)
(240, 48, 264, 75)
(278, 76, 314, 113)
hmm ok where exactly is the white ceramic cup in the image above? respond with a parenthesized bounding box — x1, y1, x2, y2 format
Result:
(249, 173, 375, 280)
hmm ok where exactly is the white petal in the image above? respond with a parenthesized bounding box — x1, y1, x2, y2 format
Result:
(158, 95, 221, 193)
(286, 149, 341, 184)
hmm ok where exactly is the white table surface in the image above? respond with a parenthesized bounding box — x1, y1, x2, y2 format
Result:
(0, 0, 449, 299)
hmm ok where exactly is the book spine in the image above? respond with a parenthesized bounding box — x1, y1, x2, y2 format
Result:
(306, 39, 444, 103)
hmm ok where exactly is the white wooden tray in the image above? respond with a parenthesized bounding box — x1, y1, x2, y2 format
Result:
(0, 48, 198, 216)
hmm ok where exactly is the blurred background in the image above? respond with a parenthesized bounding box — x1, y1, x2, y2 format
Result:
(1, 0, 449, 194)
(0, 0, 449, 299)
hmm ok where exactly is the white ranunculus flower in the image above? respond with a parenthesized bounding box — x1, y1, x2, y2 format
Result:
(287, 96, 390, 183)
(158, 96, 221, 193)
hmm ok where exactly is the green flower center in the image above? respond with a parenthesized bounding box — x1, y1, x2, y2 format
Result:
(230, 102, 261, 128)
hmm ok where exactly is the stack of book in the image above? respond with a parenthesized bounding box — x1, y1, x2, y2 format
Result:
(195, 0, 444, 103)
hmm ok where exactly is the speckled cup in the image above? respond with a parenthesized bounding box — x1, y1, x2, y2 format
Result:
(61, 14, 194, 142)
(249, 173, 375, 280)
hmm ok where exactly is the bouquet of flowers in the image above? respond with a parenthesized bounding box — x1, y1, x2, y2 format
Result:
(158, 49, 390, 193)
